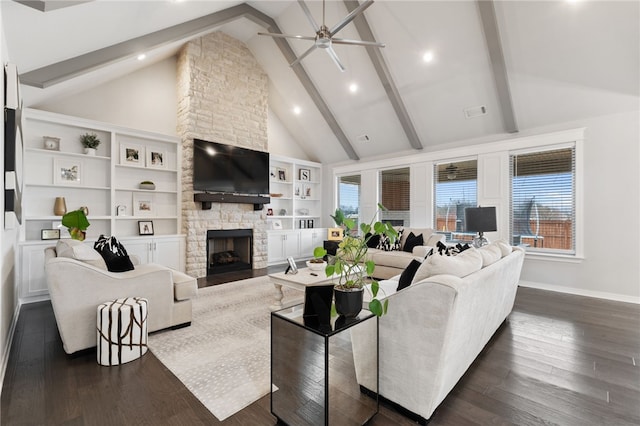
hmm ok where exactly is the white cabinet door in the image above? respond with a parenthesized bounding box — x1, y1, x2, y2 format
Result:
(121, 239, 153, 264)
(20, 243, 49, 300)
(283, 232, 300, 259)
(153, 238, 184, 271)
(299, 229, 325, 258)
(120, 236, 185, 272)
(268, 231, 301, 264)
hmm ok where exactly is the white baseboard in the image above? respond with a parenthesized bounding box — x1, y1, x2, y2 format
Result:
(519, 280, 640, 304)
(0, 301, 23, 389)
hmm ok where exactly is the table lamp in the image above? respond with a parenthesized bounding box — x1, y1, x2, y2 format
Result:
(465, 206, 497, 248)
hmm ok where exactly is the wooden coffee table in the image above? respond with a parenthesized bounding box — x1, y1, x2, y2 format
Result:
(268, 267, 336, 309)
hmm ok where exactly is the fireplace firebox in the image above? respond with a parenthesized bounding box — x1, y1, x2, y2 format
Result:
(206, 229, 253, 276)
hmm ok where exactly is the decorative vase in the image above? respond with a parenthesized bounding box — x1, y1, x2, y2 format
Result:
(84, 148, 97, 156)
(53, 197, 67, 216)
(334, 287, 364, 318)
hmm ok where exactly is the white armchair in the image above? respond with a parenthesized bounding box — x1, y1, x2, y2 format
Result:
(44, 244, 197, 354)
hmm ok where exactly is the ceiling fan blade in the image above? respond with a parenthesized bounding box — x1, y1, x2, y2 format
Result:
(331, 38, 386, 48)
(258, 32, 316, 42)
(290, 44, 318, 68)
(297, 0, 320, 32)
(325, 46, 346, 72)
(329, 0, 374, 36)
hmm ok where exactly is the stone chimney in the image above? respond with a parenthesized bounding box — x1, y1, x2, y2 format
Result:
(176, 31, 269, 278)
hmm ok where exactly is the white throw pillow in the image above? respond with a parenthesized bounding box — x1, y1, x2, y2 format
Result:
(478, 244, 502, 267)
(411, 247, 483, 284)
(494, 240, 513, 257)
(56, 240, 107, 270)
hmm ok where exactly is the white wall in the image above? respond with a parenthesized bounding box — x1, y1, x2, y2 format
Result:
(267, 109, 311, 160)
(34, 57, 179, 136)
(326, 111, 640, 303)
(1, 5, 21, 384)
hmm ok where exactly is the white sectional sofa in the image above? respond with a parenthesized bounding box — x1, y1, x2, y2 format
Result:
(352, 242, 525, 423)
(364, 227, 445, 279)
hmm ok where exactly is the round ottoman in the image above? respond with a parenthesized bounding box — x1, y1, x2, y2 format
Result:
(97, 297, 148, 366)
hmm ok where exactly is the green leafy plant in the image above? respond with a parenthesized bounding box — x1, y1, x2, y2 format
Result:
(79, 132, 101, 149)
(61, 209, 90, 241)
(314, 204, 398, 317)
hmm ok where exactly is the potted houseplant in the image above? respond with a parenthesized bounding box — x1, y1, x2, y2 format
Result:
(61, 209, 90, 241)
(313, 204, 397, 318)
(79, 132, 100, 155)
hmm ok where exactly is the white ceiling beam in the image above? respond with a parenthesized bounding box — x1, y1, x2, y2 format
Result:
(476, 0, 518, 133)
(343, 0, 424, 152)
(13, 0, 93, 13)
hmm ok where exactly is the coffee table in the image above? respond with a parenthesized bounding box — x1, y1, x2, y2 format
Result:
(268, 267, 336, 309)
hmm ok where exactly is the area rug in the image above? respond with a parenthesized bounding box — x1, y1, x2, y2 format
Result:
(147, 276, 302, 421)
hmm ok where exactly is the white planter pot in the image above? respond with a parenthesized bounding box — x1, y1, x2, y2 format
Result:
(84, 148, 97, 156)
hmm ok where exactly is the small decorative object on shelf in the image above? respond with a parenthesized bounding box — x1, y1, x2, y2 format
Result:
(116, 205, 127, 216)
(277, 168, 286, 181)
(79, 132, 100, 155)
(41, 229, 60, 240)
(269, 193, 283, 198)
(138, 220, 154, 235)
(43, 136, 60, 151)
(53, 196, 67, 216)
(267, 208, 273, 216)
(61, 209, 90, 241)
(299, 168, 311, 181)
(139, 181, 156, 190)
(79, 206, 89, 216)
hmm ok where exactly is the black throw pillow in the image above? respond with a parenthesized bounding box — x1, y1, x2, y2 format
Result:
(365, 233, 381, 249)
(94, 235, 134, 272)
(402, 232, 424, 253)
(397, 259, 422, 291)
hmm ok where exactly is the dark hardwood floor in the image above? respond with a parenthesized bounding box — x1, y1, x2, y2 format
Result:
(2, 266, 639, 425)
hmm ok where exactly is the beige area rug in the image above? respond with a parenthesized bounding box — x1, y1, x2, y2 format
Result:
(147, 276, 302, 421)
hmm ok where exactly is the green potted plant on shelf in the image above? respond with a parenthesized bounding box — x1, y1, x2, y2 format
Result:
(313, 204, 397, 318)
(79, 132, 100, 156)
(62, 209, 90, 241)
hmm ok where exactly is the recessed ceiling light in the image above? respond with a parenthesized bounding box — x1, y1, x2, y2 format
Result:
(293, 106, 301, 115)
(422, 50, 434, 63)
(349, 83, 358, 93)
(137, 54, 146, 61)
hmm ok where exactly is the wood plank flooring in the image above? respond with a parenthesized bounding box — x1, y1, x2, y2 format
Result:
(2, 268, 639, 425)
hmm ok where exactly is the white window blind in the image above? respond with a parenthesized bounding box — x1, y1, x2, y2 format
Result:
(433, 160, 477, 242)
(510, 147, 575, 254)
(338, 175, 361, 235)
(379, 167, 410, 227)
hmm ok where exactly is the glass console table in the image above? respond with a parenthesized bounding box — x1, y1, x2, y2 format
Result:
(271, 304, 378, 425)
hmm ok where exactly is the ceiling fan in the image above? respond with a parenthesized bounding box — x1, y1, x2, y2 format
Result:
(258, 0, 385, 72)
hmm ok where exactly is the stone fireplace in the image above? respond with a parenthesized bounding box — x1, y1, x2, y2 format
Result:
(177, 31, 269, 278)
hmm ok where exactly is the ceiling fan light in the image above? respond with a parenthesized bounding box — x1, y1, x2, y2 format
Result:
(445, 163, 458, 180)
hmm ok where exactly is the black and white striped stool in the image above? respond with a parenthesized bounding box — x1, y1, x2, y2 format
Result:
(97, 297, 148, 366)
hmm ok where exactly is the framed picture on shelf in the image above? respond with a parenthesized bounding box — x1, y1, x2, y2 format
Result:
(146, 149, 167, 169)
(303, 184, 311, 198)
(277, 168, 286, 181)
(120, 143, 145, 167)
(299, 168, 311, 181)
(138, 220, 154, 235)
(272, 219, 283, 230)
(295, 184, 301, 198)
(267, 208, 273, 216)
(53, 158, 82, 185)
(132, 193, 154, 216)
(328, 227, 344, 241)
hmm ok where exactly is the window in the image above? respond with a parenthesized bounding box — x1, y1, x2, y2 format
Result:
(379, 167, 410, 227)
(434, 160, 478, 242)
(510, 147, 575, 254)
(338, 174, 361, 235)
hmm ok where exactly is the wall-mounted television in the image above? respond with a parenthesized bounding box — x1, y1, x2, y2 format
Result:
(193, 139, 269, 195)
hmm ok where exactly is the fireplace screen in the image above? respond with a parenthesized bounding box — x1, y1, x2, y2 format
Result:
(206, 229, 253, 275)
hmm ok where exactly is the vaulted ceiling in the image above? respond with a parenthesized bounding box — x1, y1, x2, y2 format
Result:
(2, 1, 638, 164)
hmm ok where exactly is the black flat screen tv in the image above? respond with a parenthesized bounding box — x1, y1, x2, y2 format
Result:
(193, 139, 269, 195)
